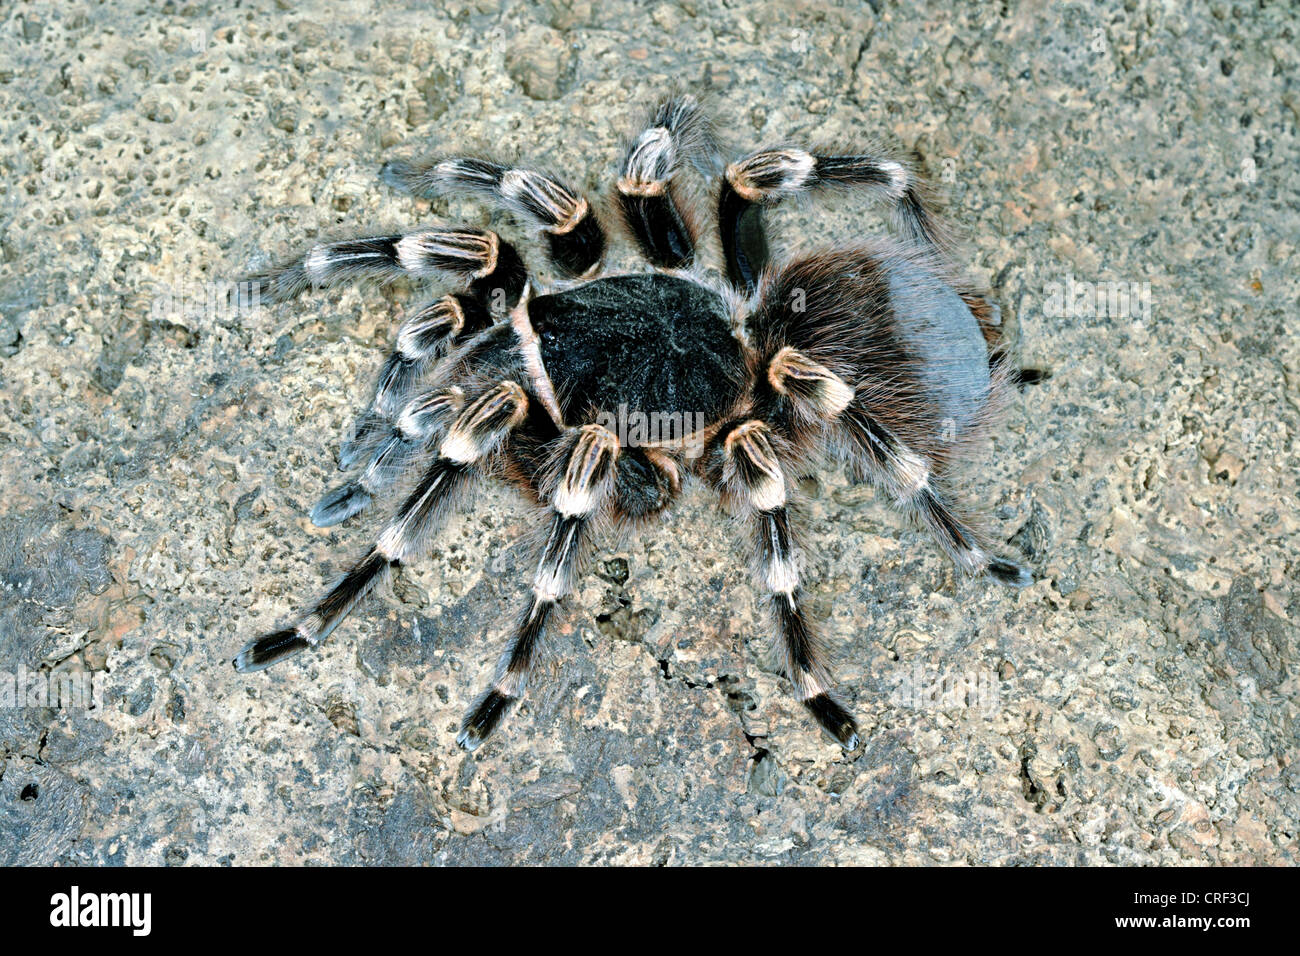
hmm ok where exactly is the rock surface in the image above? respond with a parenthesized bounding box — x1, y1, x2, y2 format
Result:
(0, 0, 1295, 865)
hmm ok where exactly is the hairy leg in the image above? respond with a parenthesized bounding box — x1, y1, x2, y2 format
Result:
(615, 94, 717, 269)
(235, 381, 530, 672)
(458, 423, 620, 750)
(383, 157, 605, 277)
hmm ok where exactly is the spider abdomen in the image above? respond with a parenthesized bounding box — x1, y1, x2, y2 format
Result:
(885, 258, 992, 434)
(752, 248, 999, 457)
(528, 273, 745, 438)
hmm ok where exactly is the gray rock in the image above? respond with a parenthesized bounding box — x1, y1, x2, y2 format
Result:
(0, 0, 1294, 866)
(506, 27, 577, 101)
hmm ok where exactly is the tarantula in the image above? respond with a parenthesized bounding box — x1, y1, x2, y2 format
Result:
(233, 94, 1038, 753)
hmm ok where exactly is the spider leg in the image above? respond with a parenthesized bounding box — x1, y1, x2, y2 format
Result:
(369, 295, 492, 419)
(300, 236, 527, 525)
(719, 145, 948, 294)
(332, 294, 485, 472)
(313, 289, 508, 526)
(615, 94, 718, 269)
(312, 385, 466, 527)
(839, 411, 1032, 586)
(382, 157, 605, 278)
(235, 381, 529, 672)
(708, 418, 859, 750)
(245, 226, 528, 306)
(314, 284, 506, 528)
(458, 424, 619, 751)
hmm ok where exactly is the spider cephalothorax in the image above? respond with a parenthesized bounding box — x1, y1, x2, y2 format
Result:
(233, 95, 1039, 753)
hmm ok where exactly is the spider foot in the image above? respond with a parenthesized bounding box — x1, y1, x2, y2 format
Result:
(233, 628, 310, 673)
(1015, 367, 1051, 389)
(988, 557, 1033, 588)
(338, 410, 388, 471)
(803, 693, 860, 751)
(456, 691, 516, 752)
(311, 481, 371, 528)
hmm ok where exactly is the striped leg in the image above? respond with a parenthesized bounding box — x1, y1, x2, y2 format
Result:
(763, 346, 856, 432)
(235, 382, 529, 673)
(718, 420, 859, 749)
(840, 412, 1032, 586)
(383, 157, 605, 278)
(719, 145, 948, 293)
(300, 233, 522, 525)
(245, 227, 528, 307)
(332, 293, 486, 468)
(615, 95, 717, 269)
(313, 385, 466, 528)
(457, 424, 619, 751)
(313, 291, 495, 527)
